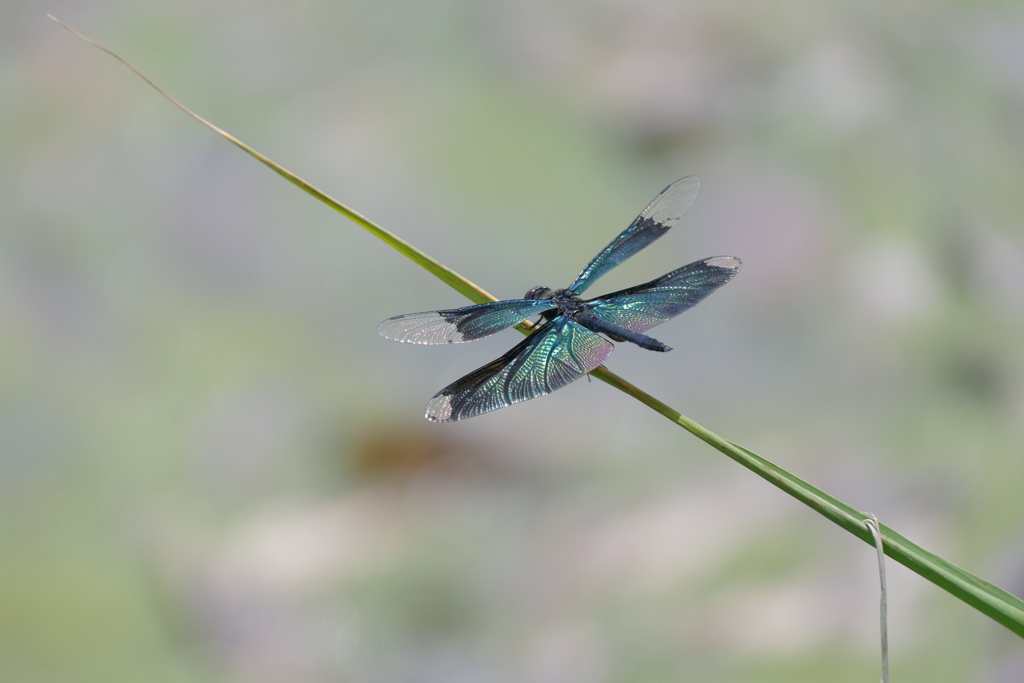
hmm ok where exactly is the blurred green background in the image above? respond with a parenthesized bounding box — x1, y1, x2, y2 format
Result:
(4, 0, 1024, 681)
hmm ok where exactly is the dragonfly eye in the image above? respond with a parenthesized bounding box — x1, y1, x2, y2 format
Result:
(524, 286, 552, 300)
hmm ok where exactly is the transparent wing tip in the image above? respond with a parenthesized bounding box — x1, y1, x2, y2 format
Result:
(673, 175, 700, 192)
(376, 316, 403, 340)
(704, 256, 742, 271)
(377, 312, 463, 344)
(425, 394, 455, 422)
(660, 175, 700, 204)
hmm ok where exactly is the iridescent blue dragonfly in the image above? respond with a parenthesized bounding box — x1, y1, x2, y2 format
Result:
(378, 177, 741, 422)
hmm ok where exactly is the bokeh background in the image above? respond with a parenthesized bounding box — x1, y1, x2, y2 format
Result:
(4, 0, 1024, 681)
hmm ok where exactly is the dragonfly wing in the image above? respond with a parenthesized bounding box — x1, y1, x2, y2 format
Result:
(378, 299, 555, 344)
(426, 317, 614, 422)
(586, 256, 741, 333)
(566, 176, 700, 295)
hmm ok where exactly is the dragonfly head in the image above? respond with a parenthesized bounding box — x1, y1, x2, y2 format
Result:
(524, 286, 553, 300)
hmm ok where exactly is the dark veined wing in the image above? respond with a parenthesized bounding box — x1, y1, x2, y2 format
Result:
(378, 299, 555, 344)
(566, 176, 700, 295)
(425, 316, 614, 422)
(585, 256, 741, 333)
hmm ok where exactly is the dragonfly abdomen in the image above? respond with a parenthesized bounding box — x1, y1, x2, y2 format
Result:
(573, 311, 672, 352)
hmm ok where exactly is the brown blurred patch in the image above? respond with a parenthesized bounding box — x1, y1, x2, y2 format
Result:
(345, 422, 500, 485)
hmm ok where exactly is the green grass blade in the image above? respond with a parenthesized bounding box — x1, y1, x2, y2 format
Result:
(593, 366, 1024, 638)
(48, 15, 497, 308)
(55, 16, 1024, 638)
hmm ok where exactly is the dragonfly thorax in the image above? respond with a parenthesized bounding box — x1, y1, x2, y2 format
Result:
(527, 286, 672, 352)
(523, 287, 589, 322)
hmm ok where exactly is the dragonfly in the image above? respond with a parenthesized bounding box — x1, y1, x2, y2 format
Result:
(378, 176, 741, 422)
